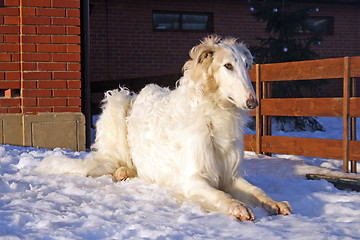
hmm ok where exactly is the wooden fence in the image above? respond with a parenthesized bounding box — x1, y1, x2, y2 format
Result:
(244, 56, 360, 173)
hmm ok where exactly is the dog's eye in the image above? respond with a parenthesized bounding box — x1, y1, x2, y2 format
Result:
(224, 63, 233, 70)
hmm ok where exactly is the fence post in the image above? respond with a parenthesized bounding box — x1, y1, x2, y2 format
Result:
(256, 64, 262, 155)
(350, 77, 357, 173)
(343, 56, 350, 172)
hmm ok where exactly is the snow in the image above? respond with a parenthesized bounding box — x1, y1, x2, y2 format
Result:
(1, 117, 360, 239)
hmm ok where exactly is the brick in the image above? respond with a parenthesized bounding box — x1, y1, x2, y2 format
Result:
(7, 107, 21, 113)
(4, 16, 19, 25)
(22, 44, 36, 52)
(53, 89, 81, 97)
(38, 62, 66, 71)
(67, 63, 81, 71)
(23, 72, 51, 80)
(22, 89, 51, 98)
(4, 35, 20, 43)
(0, 62, 20, 71)
(53, 53, 80, 62)
(0, 108, 7, 114)
(66, 9, 80, 18)
(22, 7, 36, 16)
(52, 35, 80, 44)
(37, 26, 66, 35)
(4, 0, 20, 6)
(11, 53, 19, 61)
(23, 62, 37, 71)
(53, 71, 81, 80)
(37, 44, 67, 53)
(5, 72, 20, 80)
(22, 53, 52, 62)
(0, 44, 19, 52)
(53, 106, 81, 113)
(67, 26, 81, 35)
(38, 98, 67, 106)
(36, 8, 65, 17)
(52, 17, 80, 26)
(52, 0, 80, 8)
(0, 53, 11, 61)
(67, 98, 81, 106)
(0, 8, 18, 16)
(22, 35, 51, 43)
(67, 44, 80, 53)
(0, 26, 20, 34)
(0, 81, 20, 88)
(22, 98, 37, 106)
(0, 35, 3, 43)
(0, 98, 21, 107)
(67, 80, 81, 88)
(22, 80, 37, 88)
(0, 17, 2, 25)
(22, 16, 51, 25)
(38, 80, 67, 88)
(22, 0, 51, 7)
(21, 25, 36, 34)
(0, 72, 4, 80)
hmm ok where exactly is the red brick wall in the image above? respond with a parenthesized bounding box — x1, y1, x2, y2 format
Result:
(89, 0, 359, 83)
(0, 0, 81, 114)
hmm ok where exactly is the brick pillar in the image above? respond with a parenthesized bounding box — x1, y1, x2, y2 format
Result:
(0, 0, 85, 151)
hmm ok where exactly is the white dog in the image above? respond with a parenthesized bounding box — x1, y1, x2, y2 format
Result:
(37, 36, 291, 221)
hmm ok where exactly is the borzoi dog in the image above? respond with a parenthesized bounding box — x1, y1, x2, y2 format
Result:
(37, 36, 291, 221)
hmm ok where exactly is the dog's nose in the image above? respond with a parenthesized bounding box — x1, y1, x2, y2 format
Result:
(246, 95, 258, 109)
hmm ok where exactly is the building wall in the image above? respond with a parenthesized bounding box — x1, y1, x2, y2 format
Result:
(89, 0, 360, 83)
(0, 0, 82, 114)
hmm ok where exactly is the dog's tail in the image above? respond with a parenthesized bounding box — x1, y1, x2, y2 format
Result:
(36, 88, 137, 177)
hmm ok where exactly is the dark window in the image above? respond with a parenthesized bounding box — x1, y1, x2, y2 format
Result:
(153, 10, 213, 32)
(304, 17, 334, 35)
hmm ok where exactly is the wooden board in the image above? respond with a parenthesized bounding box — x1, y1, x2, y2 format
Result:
(244, 134, 256, 152)
(260, 98, 342, 117)
(306, 174, 360, 192)
(261, 136, 343, 159)
(249, 56, 360, 82)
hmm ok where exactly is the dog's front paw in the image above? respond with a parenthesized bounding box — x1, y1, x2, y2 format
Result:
(262, 200, 292, 216)
(228, 200, 255, 221)
(113, 167, 134, 181)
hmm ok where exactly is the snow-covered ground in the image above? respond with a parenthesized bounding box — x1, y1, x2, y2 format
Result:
(1, 117, 360, 239)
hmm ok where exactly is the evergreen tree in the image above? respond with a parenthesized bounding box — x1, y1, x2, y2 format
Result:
(249, 0, 325, 131)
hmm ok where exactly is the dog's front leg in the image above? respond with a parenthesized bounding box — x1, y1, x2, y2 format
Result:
(183, 177, 254, 221)
(226, 177, 291, 216)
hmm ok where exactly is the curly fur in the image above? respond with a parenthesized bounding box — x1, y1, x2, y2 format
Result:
(37, 35, 291, 221)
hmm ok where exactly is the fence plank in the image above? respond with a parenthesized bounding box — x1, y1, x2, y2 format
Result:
(259, 58, 344, 81)
(350, 97, 360, 117)
(244, 134, 256, 152)
(261, 136, 343, 159)
(351, 56, 360, 77)
(261, 98, 343, 117)
(350, 141, 360, 161)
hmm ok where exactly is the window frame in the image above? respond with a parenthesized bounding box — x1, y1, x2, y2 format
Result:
(152, 10, 214, 33)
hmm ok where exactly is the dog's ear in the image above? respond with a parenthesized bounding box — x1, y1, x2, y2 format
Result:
(242, 47, 254, 71)
(197, 50, 214, 64)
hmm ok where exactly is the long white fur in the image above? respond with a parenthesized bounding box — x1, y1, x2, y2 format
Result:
(37, 36, 291, 221)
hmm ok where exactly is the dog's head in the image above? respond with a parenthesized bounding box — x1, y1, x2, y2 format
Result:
(183, 35, 258, 110)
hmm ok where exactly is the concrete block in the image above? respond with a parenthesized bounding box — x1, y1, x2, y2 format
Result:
(0, 112, 85, 151)
(0, 114, 23, 145)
